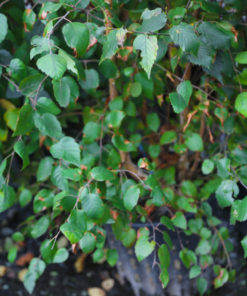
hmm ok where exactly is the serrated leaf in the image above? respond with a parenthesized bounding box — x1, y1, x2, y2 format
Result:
(197, 277, 207, 296)
(138, 8, 167, 33)
(19, 74, 45, 97)
(36, 97, 61, 115)
(123, 185, 140, 211)
(62, 22, 89, 57)
(51, 166, 69, 191)
(231, 196, 247, 222)
(83, 121, 101, 143)
(135, 235, 155, 262)
(198, 22, 231, 50)
(37, 156, 54, 182)
(60, 210, 86, 243)
(133, 34, 158, 78)
(91, 166, 115, 181)
(53, 76, 79, 107)
(160, 131, 176, 144)
(30, 36, 55, 60)
(34, 112, 63, 139)
(50, 137, 81, 167)
(106, 110, 125, 128)
(169, 22, 200, 55)
(81, 193, 104, 219)
(0, 14, 8, 43)
(101, 30, 118, 62)
(58, 49, 78, 75)
(37, 54, 67, 80)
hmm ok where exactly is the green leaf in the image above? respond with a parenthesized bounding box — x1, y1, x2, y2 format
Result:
(37, 157, 54, 182)
(50, 137, 81, 167)
(138, 8, 167, 33)
(172, 212, 187, 229)
(91, 166, 115, 181)
(147, 113, 160, 132)
(196, 239, 211, 255)
(106, 249, 118, 266)
(185, 133, 203, 152)
(179, 248, 197, 268)
(12, 232, 24, 242)
(40, 240, 57, 264)
(19, 74, 45, 97)
(0, 14, 8, 43)
(62, 22, 89, 57)
(189, 265, 201, 279)
(135, 234, 155, 262)
(235, 51, 247, 64)
(31, 215, 50, 239)
(123, 185, 140, 211)
(79, 69, 99, 90)
(30, 36, 55, 60)
(101, 30, 118, 62)
(214, 268, 229, 288)
(33, 189, 54, 213)
(60, 210, 86, 243)
(53, 248, 69, 263)
(231, 196, 247, 222)
(0, 185, 16, 213)
(106, 110, 125, 128)
(99, 59, 118, 79)
(34, 112, 63, 139)
(83, 122, 101, 143)
(51, 166, 68, 191)
(181, 180, 197, 197)
(202, 159, 214, 175)
(79, 232, 96, 254)
(19, 188, 32, 207)
(169, 92, 187, 113)
(197, 277, 207, 296)
(160, 268, 169, 288)
(235, 92, 247, 117)
(160, 131, 176, 144)
(133, 34, 158, 78)
(0, 158, 7, 177)
(37, 54, 67, 80)
(13, 104, 34, 136)
(14, 141, 29, 170)
(177, 80, 192, 104)
(169, 22, 200, 55)
(24, 258, 46, 294)
(158, 244, 170, 269)
(216, 180, 239, 208)
(36, 97, 61, 115)
(81, 193, 104, 219)
(198, 22, 231, 50)
(8, 246, 17, 263)
(241, 235, 247, 258)
(58, 49, 78, 76)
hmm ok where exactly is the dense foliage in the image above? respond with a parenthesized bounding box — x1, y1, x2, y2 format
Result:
(0, 0, 247, 294)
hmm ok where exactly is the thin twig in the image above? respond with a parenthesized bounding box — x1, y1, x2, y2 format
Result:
(0, 0, 10, 8)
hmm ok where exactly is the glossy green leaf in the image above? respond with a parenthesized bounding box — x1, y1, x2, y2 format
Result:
(138, 8, 167, 32)
(31, 215, 50, 239)
(235, 51, 247, 64)
(34, 112, 63, 139)
(13, 104, 34, 136)
(202, 159, 214, 175)
(147, 113, 160, 132)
